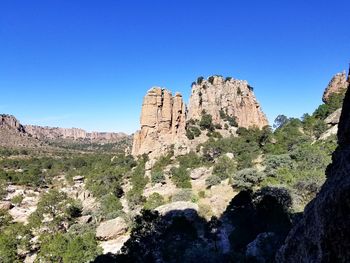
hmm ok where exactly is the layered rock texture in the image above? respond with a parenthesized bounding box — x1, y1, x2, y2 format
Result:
(132, 87, 186, 156)
(132, 76, 268, 157)
(188, 76, 268, 128)
(276, 74, 350, 262)
(322, 71, 348, 103)
(25, 125, 127, 142)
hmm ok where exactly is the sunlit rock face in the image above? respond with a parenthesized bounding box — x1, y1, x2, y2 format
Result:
(188, 76, 268, 129)
(132, 76, 269, 158)
(322, 71, 348, 103)
(132, 87, 186, 157)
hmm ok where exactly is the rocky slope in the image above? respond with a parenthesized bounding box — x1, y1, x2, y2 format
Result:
(0, 114, 40, 147)
(276, 71, 350, 262)
(322, 71, 348, 103)
(132, 76, 268, 157)
(0, 114, 26, 133)
(0, 114, 129, 149)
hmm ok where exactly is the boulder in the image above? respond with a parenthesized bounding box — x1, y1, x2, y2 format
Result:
(246, 232, 280, 263)
(324, 108, 342, 125)
(155, 201, 199, 220)
(96, 217, 128, 241)
(0, 201, 12, 210)
(190, 167, 211, 180)
(77, 215, 92, 224)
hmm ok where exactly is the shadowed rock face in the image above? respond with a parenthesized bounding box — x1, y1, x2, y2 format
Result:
(276, 74, 350, 262)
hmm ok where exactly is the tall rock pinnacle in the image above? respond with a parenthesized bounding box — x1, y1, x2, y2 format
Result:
(132, 87, 186, 157)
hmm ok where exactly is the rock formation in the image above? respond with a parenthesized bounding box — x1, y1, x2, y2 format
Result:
(24, 125, 127, 142)
(132, 87, 186, 157)
(0, 114, 26, 133)
(0, 114, 40, 147)
(322, 71, 348, 103)
(132, 76, 269, 157)
(188, 76, 268, 129)
(276, 72, 350, 262)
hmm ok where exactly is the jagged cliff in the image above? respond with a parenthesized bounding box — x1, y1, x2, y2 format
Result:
(132, 87, 186, 156)
(322, 71, 348, 103)
(188, 76, 268, 128)
(132, 76, 268, 157)
(276, 72, 350, 262)
(24, 125, 127, 142)
(0, 114, 26, 133)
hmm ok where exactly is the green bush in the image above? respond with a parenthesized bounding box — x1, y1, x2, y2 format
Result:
(213, 156, 236, 180)
(100, 194, 123, 215)
(233, 168, 265, 190)
(144, 193, 165, 210)
(37, 232, 102, 263)
(126, 189, 146, 210)
(172, 189, 193, 202)
(205, 175, 221, 188)
(170, 167, 191, 188)
(199, 114, 214, 131)
(177, 152, 202, 169)
(263, 154, 293, 177)
(151, 171, 166, 185)
(11, 195, 24, 205)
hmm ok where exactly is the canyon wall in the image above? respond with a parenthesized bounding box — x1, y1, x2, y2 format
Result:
(24, 125, 127, 142)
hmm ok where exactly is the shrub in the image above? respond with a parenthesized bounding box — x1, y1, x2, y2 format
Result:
(144, 193, 165, 210)
(213, 156, 236, 180)
(198, 203, 213, 219)
(197, 76, 204, 85)
(186, 126, 201, 140)
(208, 76, 215, 84)
(177, 152, 202, 169)
(126, 189, 146, 210)
(233, 168, 265, 190)
(37, 232, 102, 263)
(199, 114, 214, 131)
(151, 171, 165, 185)
(263, 154, 293, 177)
(205, 175, 221, 188)
(100, 194, 123, 215)
(11, 195, 24, 205)
(172, 189, 193, 202)
(198, 191, 206, 198)
(170, 167, 191, 188)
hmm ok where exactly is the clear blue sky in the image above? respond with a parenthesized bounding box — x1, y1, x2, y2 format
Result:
(1, 0, 349, 134)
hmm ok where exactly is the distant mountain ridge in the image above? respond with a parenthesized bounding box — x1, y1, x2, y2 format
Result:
(0, 114, 129, 148)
